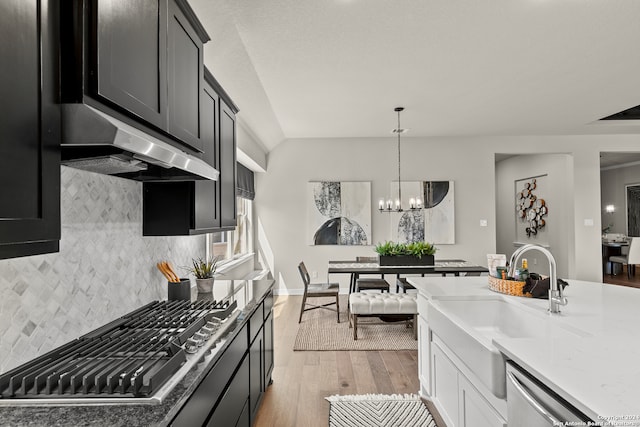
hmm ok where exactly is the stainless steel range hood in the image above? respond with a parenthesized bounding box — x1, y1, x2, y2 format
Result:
(61, 104, 219, 181)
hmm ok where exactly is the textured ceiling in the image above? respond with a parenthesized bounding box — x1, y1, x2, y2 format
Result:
(191, 0, 640, 152)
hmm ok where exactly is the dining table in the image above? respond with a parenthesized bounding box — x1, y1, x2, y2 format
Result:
(328, 259, 489, 294)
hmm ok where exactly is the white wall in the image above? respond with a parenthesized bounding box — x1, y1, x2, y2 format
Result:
(496, 154, 574, 278)
(254, 133, 640, 294)
(237, 120, 268, 172)
(253, 137, 491, 294)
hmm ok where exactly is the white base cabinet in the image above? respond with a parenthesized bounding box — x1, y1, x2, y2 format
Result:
(431, 339, 507, 427)
(417, 293, 431, 397)
(418, 314, 431, 397)
(432, 341, 459, 426)
(459, 375, 507, 427)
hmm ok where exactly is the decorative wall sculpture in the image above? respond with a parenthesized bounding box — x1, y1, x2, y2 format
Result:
(389, 181, 455, 244)
(307, 181, 371, 245)
(515, 176, 548, 240)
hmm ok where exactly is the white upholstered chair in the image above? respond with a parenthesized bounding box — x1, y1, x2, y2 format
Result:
(609, 237, 640, 279)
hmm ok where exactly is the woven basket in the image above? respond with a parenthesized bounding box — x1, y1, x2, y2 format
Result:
(487, 276, 531, 297)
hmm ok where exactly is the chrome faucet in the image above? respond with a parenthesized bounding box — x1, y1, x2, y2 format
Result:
(508, 244, 568, 314)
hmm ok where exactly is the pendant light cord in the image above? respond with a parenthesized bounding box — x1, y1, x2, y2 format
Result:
(397, 109, 402, 207)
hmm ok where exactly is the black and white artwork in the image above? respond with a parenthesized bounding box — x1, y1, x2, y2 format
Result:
(390, 181, 455, 244)
(626, 184, 640, 237)
(308, 181, 371, 245)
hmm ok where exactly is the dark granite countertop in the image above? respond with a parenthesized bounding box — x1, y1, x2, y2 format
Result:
(0, 279, 274, 427)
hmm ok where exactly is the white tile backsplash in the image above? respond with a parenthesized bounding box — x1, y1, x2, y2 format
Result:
(0, 166, 205, 372)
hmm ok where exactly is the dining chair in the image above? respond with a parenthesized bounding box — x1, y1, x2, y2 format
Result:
(298, 261, 340, 323)
(609, 237, 640, 279)
(355, 256, 390, 293)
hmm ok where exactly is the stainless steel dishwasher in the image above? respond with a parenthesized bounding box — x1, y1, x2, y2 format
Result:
(506, 361, 593, 426)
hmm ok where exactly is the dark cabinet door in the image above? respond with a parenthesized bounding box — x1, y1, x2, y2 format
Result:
(219, 100, 237, 228)
(167, 0, 204, 152)
(264, 311, 274, 387)
(249, 329, 264, 419)
(206, 355, 250, 427)
(193, 83, 220, 231)
(92, 0, 168, 130)
(0, 0, 60, 259)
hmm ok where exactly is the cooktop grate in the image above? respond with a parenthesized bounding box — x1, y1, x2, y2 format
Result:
(0, 299, 235, 400)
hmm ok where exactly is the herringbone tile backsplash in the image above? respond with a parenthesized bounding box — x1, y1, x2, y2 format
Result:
(0, 167, 205, 372)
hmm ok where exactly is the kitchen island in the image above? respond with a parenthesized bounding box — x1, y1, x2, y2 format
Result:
(0, 279, 274, 427)
(409, 276, 640, 426)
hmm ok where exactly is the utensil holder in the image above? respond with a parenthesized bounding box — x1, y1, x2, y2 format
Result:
(168, 278, 191, 301)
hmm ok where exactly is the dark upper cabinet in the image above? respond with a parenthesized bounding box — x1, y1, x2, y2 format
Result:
(220, 99, 238, 229)
(196, 82, 222, 230)
(93, 0, 168, 130)
(142, 74, 216, 236)
(63, 0, 209, 155)
(142, 69, 238, 236)
(0, 0, 61, 259)
(167, 0, 205, 153)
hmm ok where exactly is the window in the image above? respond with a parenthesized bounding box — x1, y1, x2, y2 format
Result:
(208, 197, 253, 262)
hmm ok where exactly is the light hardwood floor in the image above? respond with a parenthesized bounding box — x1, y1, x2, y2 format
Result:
(253, 295, 420, 427)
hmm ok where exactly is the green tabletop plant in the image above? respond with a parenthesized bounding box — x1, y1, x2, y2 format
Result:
(186, 256, 220, 279)
(183, 256, 221, 293)
(374, 241, 437, 258)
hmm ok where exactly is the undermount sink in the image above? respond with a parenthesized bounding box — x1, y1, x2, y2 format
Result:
(427, 297, 586, 398)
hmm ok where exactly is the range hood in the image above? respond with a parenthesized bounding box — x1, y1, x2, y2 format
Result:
(61, 104, 219, 181)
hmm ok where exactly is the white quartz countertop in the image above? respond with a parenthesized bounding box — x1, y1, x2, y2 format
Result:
(409, 276, 640, 425)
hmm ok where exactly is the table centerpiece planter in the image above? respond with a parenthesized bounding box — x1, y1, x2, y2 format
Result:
(375, 241, 437, 266)
(378, 254, 434, 266)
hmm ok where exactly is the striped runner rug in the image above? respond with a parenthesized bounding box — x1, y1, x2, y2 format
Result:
(326, 394, 438, 427)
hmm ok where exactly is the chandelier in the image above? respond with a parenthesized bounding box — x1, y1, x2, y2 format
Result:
(378, 107, 422, 212)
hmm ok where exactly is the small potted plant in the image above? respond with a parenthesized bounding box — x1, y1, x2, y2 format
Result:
(374, 241, 437, 266)
(184, 256, 220, 293)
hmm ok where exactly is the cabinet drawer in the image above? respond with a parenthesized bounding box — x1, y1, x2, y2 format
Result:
(207, 355, 250, 427)
(249, 302, 264, 344)
(171, 323, 247, 426)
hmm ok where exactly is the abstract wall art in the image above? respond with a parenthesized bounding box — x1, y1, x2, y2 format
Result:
(389, 181, 455, 244)
(308, 181, 371, 245)
(626, 183, 640, 237)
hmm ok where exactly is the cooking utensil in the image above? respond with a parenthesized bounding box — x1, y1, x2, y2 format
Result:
(157, 262, 173, 281)
(157, 262, 180, 283)
(165, 262, 181, 282)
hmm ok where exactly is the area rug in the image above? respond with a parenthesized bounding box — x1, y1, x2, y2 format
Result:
(326, 394, 437, 427)
(294, 296, 418, 351)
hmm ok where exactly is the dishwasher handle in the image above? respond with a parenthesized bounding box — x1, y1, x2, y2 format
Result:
(507, 370, 562, 425)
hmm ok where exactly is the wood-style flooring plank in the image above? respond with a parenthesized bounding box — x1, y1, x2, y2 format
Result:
(380, 351, 419, 395)
(349, 350, 378, 394)
(366, 351, 395, 394)
(335, 352, 357, 395)
(253, 295, 421, 427)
